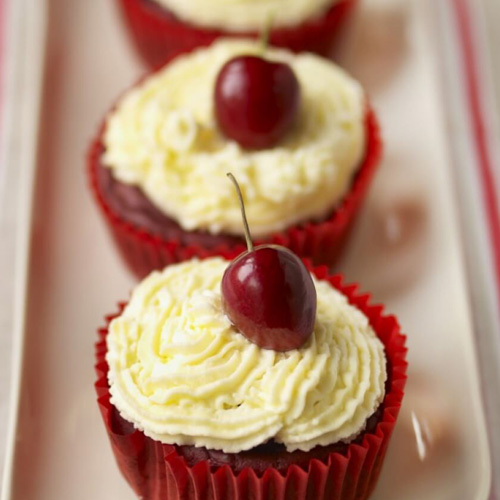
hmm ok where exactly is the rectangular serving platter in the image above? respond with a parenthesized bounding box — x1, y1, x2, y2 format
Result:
(1, 0, 499, 498)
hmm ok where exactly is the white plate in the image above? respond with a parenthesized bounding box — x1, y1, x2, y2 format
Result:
(1, 0, 499, 498)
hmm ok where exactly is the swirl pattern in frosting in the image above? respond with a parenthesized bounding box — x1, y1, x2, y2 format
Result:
(151, 0, 338, 31)
(102, 39, 366, 239)
(107, 258, 387, 453)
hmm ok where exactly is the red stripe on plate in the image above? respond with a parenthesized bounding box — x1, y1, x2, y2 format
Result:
(453, 0, 500, 318)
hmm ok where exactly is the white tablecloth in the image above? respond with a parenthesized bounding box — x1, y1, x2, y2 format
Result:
(0, 0, 16, 490)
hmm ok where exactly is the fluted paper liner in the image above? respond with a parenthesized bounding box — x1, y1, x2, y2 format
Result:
(115, 0, 359, 69)
(95, 266, 408, 500)
(88, 96, 382, 279)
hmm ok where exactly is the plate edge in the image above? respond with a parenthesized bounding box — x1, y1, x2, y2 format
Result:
(0, 0, 48, 498)
(434, 0, 500, 498)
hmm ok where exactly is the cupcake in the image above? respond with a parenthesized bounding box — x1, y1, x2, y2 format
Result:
(88, 39, 382, 278)
(95, 252, 407, 500)
(115, 0, 359, 69)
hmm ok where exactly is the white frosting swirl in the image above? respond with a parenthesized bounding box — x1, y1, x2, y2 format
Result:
(107, 258, 387, 453)
(152, 0, 338, 31)
(102, 40, 366, 239)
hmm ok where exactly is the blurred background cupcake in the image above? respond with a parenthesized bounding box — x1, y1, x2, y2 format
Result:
(88, 39, 381, 278)
(115, 0, 359, 68)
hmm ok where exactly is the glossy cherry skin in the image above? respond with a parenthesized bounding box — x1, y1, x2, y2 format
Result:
(214, 56, 301, 149)
(221, 245, 317, 351)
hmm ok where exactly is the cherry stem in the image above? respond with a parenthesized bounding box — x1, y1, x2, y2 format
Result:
(259, 13, 274, 54)
(227, 173, 254, 252)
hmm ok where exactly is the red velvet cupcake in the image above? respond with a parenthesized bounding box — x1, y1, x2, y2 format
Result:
(116, 0, 359, 69)
(95, 256, 407, 500)
(88, 40, 382, 278)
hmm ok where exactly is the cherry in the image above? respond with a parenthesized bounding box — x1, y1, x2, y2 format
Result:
(221, 174, 316, 351)
(214, 55, 301, 149)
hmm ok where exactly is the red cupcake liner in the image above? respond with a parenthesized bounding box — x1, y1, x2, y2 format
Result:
(95, 265, 407, 500)
(116, 0, 359, 69)
(88, 97, 382, 279)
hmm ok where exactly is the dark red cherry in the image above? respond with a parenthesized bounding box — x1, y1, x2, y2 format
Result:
(221, 174, 316, 351)
(214, 55, 301, 149)
(222, 245, 316, 351)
